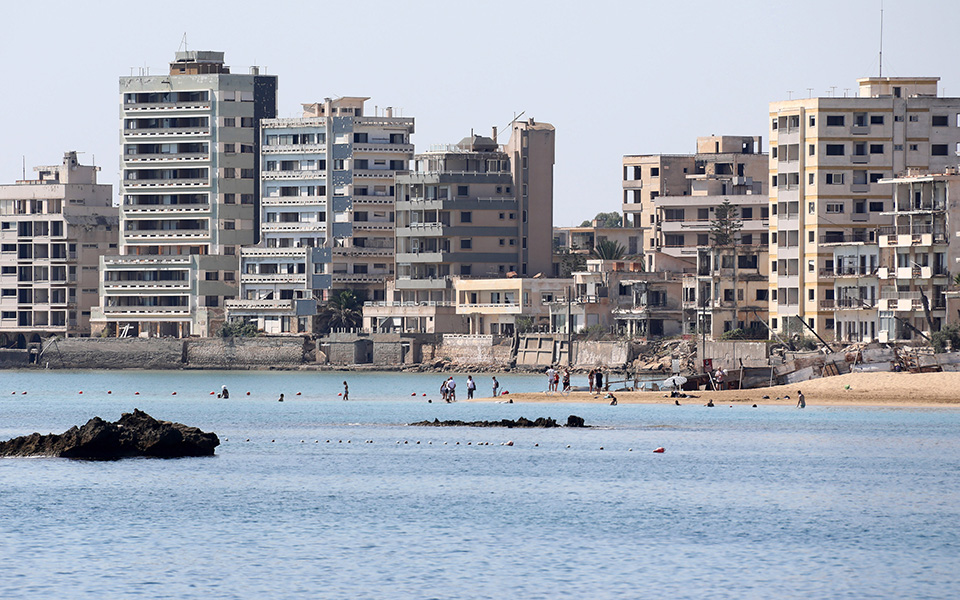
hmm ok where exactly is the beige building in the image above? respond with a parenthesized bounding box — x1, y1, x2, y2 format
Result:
(622, 135, 765, 271)
(552, 223, 641, 257)
(368, 118, 556, 334)
(92, 51, 277, 338)
(227, 97, 414, 334)
(455, 276, 572, 336)
(0, 152, 117, 346)
(768, 76, 960, 339)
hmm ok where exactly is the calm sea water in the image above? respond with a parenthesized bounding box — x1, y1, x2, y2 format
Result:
(1, 370, 958, 599)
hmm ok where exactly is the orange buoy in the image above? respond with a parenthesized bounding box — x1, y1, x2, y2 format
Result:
(653, 447, 665, 453)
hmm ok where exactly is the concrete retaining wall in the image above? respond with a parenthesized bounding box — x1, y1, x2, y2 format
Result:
(0, 349, 30, 368)
(186, 337, 306, 368)
(44, 338, 185, 369)
(573, 341, 630, 368)
(700, 341, 769, 370)
(438, 334, 512, 367)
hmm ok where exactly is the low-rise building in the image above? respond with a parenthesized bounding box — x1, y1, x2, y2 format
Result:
(0, 152, 117, 346)
(455, 276, 572, 336)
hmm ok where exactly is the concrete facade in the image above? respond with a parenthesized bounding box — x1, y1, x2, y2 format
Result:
(92, 51, 277, 338)
(0, 152, 117, 346)
(768, 77, 960, 339)
(227, 97, 414, 334)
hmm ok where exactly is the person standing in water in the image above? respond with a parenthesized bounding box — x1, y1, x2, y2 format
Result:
(219, 385, 229, 399)
(797, 390, 805, 409)
(342, 381, 349, 401)
(466, 375, 476, 399)
(492, 376, 500, 398)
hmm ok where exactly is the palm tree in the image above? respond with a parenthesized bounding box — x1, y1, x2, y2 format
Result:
(317, 290, 362, 333)
(591, 239, 628, 260)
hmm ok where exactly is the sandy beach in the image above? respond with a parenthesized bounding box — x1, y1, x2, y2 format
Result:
(480, 371, 960, 407)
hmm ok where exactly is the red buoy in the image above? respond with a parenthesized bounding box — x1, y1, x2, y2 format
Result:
(79, 391, 83, 394)
(296, 392, 301, 396)
(135, 392, 139, 395)
(246, 392, 250, 396)
(172, 392, 177, 395)
(653, 447, 665, 453)
(107, 391, 112, 394)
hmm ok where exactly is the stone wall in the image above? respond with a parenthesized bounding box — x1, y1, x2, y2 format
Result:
(186, 337, 306, 368)
(0, 349, 30, 368)
(700, 341, 769, 370)
(45, 338, 185, 369)
(573, 341, 630, 368)
(438, 334, 512, 367)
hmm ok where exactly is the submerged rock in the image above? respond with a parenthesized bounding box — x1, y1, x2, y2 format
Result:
(410, 415, 586, 428)
(0, 409, 219, 459)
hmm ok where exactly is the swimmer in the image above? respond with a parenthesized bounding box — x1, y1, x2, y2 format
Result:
(797, 390, 805, 409)
(674, 399, 681, 406)
(705, 399, 714, 407)
(342, 381, 349, 401)
(278, 393, 284, 402)
(219, 385, 229, 399)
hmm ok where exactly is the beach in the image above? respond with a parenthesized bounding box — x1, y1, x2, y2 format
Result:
(486, 371, 960, 407)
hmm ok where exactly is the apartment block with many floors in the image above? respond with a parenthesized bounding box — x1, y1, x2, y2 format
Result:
(768, 76, 960, 340)
(622, 136, 765, 272)
(365, 119, 555, 334)
(91, 51, 277, 338)
(226, 97, 414, 334)
(0, 152, 117, 347)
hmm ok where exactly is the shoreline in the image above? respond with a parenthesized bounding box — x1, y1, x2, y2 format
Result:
(468, 371, 960, 408)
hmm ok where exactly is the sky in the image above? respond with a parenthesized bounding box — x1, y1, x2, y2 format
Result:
(2, 0, 958, 226)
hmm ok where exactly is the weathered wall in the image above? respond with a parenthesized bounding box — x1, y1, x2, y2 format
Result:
(573, 341, 630, 368)
(700, 341, 769, 370)
(187, 337, 305, 368)
(0, 349, 30, 368)
(45, 338, 185, 369)
(438, 334, 512, 367)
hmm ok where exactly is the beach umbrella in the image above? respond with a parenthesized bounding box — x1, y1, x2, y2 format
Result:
(662, 375, 687, 390)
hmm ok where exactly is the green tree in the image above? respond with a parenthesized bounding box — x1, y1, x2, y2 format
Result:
(317, 290, 363, 333)
(580, 211, 623, 228)
(556, 248, 587, 277)
(218, 319, 260, 338)
(590, 239, 628, 260)
(710, 200, 742, 246)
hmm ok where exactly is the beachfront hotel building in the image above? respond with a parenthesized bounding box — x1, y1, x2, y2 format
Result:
(363, 119, 555, 334)
(225, 97, 414, 334)
(0, 152, 117, 347)
(768, 76, 960, 340)
(91, 51, 277, 338)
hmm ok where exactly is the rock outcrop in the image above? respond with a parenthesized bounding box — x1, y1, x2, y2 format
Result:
(0, 409, 219, 459)
(410, 415, 587, 428)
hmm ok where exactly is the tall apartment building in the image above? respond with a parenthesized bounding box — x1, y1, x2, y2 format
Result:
(0, 152, 117, 347)
(92, 51, 277, 338)
(226, 97, 415, 334)
(622, 135, 765, 271)
(768, 77, 960, 339)
(364, 119, 555, 333)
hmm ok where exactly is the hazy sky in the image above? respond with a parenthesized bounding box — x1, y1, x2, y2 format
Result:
(2, 0, 958, 226)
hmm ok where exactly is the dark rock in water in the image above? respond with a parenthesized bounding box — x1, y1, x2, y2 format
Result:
(410, 415, 587, 428)
(566, 415, 586, 428)
(0, 409, 219, 459)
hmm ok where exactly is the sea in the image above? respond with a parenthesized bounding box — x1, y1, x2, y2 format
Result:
(1, 369, 958, 599)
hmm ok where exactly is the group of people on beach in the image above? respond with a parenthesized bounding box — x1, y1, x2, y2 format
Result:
(544, 366, 572, 393)
(438, 375, 502, 402)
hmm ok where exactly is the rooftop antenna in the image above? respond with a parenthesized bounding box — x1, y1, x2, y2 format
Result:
(807, 88, 814, 99)
(178, 33, 188, 53)
(829, 86, 837, 97)
(879, 0, 883, 77)
(787, 90, 793, 100)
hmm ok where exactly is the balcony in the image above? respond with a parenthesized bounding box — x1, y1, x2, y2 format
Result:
(122, 229, 210, 240)
(123, 178, 209, 189)
(123, 204, 211, 215)
(240, 273, 307, 285)
(333, 247, 394, 258)
(103, 280, 191, 291)
(820, 267, 877, 278)
(123, 101, 211, 112)
(352, 221, 394, 231)
(819, 232, 874, 245)
(332, 273, 387, 284)
(123, 127, 210, 138)
(123, 152, 210, 164)
(353, 142, 414, 155)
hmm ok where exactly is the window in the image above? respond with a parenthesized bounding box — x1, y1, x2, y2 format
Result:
(826, 203, 844, 213)
(771, 318, 778, 329)
(650, 167, 660, 177)
(932, 115, 949, 127)
(807, 260, 815, 273)
(240, 117, 254, 127)
(771, 175, 778, 187)
(854, 142, 867, 156)
(870, 115, 884, 125)
(869, 173, 884, 183)
(223, 220, 236, 230)
(826, 144, 845, 156)
(808, 202, 815, 214)
(809, 144, 815, 156)
(460, 239, 472, 250)
(870, 144, 884, 154)
(460, 265, 471, 276)
(909, 114, 919, 122)
(499, 239, 505, 246)
(353, 132, 368, 143)
(509, 239, 516, 246)
(756, 289, 768, 301)
(808, 289, 815, 301)
(205, 271, 219, 281)
(932, 144, 949, 156)
(509, 213, 516, 220)
(460, 211, 472, 223)
(869, 201, 884, 212)
(808, 231, 814, 243)
(771, 147, 778, 159)
(224, 193, 236, 204)
(826, 115, 845, 126)
(224, 143, 236, 153)
(894, 144, 904, 151)
(457, 185, 468, 197)
(223, 117, 236, 127)
(808, 173, 814, 185)
(809, 115, 816, 127)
